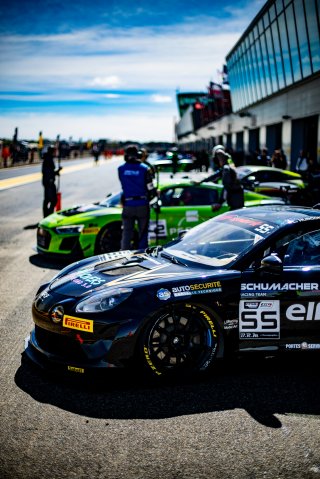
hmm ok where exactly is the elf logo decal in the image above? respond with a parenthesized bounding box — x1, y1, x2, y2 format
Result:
(239, 300, 280, 339)
(286, 302, 320, 321)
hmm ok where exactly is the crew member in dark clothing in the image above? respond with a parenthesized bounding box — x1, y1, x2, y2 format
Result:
(217, 149, 244, 210)
(118, 145, 156, 250)
(42, 146, 62, 217)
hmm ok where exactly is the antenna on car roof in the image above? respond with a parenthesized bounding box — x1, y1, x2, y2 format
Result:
(312, 203, 320, 210)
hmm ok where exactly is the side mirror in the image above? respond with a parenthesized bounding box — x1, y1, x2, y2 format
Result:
(178, 230, 187, 239)
(259, 253, 283, 274)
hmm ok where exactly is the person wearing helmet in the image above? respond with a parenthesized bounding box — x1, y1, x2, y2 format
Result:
(118, 145, 156, 250)
(212, 144, 235, 168)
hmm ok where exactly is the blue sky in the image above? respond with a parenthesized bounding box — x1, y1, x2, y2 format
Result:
(0, 0, 265, 142)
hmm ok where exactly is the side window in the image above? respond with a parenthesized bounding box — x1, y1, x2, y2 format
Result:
(180, 187, 219, 206)
(283, 230, 320, 266)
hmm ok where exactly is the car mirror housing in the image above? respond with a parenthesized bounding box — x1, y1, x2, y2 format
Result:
(259, 253, 283, 274)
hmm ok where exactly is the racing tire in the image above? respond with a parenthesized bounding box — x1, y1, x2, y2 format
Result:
(140, 303, 222, 377)
(95, 223, 122, 254)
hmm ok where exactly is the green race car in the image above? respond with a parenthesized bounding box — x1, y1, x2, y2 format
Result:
(36, 178, 285, 259)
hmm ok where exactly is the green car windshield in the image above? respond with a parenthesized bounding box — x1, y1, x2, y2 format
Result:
(100, 193, 122, 207)
(164, 220, 264, 268)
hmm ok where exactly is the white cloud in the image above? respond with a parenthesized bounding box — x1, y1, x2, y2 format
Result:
(90, 76, 124, 88)
(103, 93, 121, 99)
(151, 94, 172, 103)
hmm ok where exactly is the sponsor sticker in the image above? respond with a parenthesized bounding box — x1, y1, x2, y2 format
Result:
(286, 302, 320, 321)
(285, 343, 320, 350)
(239, 300, 280, 339)
(185, 210, 199, 223)
(63, 315, 94, 333)
(172, 281, 222, 297)
(157, 288, 171, 301)
(72, 271, 106, 289)
(241, 282, 319, 297)
(149, 219, 167, 239)
(68, 366, 85, 373)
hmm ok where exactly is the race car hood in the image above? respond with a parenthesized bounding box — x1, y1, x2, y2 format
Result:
(39, 205, 120, 227)
(48, 250, 238, 298)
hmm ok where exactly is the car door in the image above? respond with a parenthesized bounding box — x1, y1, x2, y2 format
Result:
(149, 186, 228, 244)
(240, 228, 320, 350)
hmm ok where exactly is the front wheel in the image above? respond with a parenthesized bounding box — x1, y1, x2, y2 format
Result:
(140, 304, 222, 377)
(95, 223, 122, 254)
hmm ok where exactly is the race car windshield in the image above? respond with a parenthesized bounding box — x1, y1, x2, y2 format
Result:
(164, 221, 263, 267)
(99, 192, 122, 207)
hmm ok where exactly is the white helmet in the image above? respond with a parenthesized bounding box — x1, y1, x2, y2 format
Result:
(212, 144, 225, 156)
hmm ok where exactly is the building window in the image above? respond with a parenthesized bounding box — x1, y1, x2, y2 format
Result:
(294, 0, 312, 77)
(278, 12, 293, 85)
(305, 0, 320, 73)
(260, 34, 272, 95)
(285, 3, 302, 82)
(272, 21, 285, 89)
(265, 27, 279, 92)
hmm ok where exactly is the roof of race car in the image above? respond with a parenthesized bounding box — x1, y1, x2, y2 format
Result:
(219, 205, 320, 227)
(236, 165, 301, 178)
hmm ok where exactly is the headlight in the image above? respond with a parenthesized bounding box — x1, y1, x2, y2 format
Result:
(75, 288, 133, 313)
(55, 225, 85, 234)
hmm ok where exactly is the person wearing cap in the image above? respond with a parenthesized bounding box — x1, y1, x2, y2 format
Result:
(118, 145, 156, 250)
(138, 147, 156, 179)
(216, 149, 244, 210)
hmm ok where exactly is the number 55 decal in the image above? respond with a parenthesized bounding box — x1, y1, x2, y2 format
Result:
(254, 223, 275, 234)
(239, 300, 280, 339)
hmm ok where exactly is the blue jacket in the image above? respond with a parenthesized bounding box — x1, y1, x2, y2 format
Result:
(118, 160, 152, 206)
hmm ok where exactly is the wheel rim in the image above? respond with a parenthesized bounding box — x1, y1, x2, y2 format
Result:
(146, 306, 217, 374)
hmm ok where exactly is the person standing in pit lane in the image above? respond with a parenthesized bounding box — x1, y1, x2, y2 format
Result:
(42, 146, 62, 217)
(216, 149, 244, 210)
(118, 144, 156, 250)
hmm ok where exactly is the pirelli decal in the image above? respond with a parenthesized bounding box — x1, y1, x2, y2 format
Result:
(63, 315, 93, 333)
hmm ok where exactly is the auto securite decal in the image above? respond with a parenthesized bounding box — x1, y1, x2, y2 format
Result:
(63, 315, 94, 333)
(239, 300, 280, 339)
(172, 281, 222, 297)
(157, 288, 171, 301)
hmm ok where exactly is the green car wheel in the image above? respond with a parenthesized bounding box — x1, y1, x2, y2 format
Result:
(95, 223, 139, 254)
(95, 223, 122, 254)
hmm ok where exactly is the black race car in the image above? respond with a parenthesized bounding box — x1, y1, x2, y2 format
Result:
(25, 205, 320, 378)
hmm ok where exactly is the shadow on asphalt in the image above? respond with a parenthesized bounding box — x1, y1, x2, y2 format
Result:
(29, 253, 70, 270)
(15, 353, 320, 428)
(23, 224, 39, 230)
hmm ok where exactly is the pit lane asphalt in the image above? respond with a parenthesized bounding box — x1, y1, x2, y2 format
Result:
(0, 157, 320, 479)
